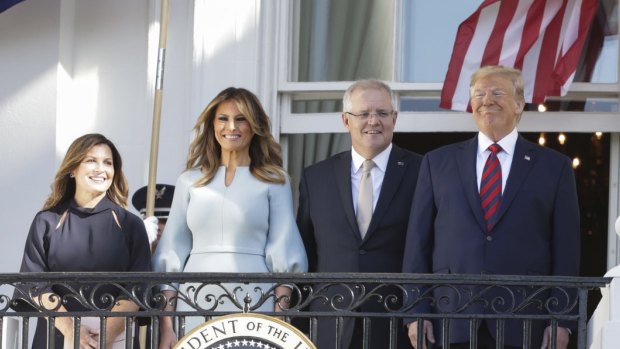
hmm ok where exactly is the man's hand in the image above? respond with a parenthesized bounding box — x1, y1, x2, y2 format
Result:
(540, 326, 570, 349)
(407, 320, 435, 349)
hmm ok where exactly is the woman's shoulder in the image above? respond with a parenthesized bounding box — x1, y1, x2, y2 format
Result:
(264, 170, 292, 192)
(176, 168, 203, 184)
(117, 205, 144, 224)
(98, 198, 142, 226)
(31, 209, 57, 226)
(254, 166, 289, 186)
(27, 204, 68, 237)
(34, 202, 68, 220)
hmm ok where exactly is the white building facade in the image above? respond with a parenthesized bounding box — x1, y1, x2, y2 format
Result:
(1, 0, 619, 296)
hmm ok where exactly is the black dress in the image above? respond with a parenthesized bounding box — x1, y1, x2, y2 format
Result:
(17, 196, 152, 348)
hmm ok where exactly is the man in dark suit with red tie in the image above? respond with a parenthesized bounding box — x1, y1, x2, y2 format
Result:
(402, 65, 580, 349)
(297, 79, 422, 348)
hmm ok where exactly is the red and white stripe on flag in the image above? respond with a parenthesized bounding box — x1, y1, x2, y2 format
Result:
(440, 0, 598, 111)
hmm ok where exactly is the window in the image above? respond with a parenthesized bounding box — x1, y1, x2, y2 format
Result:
(278, 0, 620, 135)
(275, 0, 620, 269)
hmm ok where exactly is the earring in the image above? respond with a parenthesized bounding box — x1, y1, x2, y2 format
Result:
(69, 173, 74, 178)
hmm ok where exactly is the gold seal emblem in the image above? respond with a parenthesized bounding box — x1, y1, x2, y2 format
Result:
(174, 313, 316, 349)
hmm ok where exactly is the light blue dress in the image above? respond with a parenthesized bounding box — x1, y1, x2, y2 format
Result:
(152, 167, 307, 332)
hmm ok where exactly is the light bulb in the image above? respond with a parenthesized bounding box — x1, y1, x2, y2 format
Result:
(558, 133, 566, 145)
(538, 133, 546, 146)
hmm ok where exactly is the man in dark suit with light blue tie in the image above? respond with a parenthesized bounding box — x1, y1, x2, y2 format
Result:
(297, 79, 422, 348)
(402, 66, 580, 349)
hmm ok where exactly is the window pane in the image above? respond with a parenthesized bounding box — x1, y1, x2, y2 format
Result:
(400, 97, 446, 112)
(293, 100, 342, 113)
(294, 0, 394, 82)
(401, 0, 618, 84)
(401, 0, 479, 82)
(400, 97, 619, 112)
(527, 98, 619, 112)
(576, 0, 618, 83)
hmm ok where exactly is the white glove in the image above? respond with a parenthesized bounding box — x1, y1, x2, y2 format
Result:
(143, 216, 159, 244)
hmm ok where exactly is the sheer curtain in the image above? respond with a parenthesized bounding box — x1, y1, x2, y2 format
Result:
(287, 0, 393, 204)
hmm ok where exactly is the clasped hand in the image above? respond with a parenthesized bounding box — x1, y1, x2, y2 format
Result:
(64, 324, 99, 349)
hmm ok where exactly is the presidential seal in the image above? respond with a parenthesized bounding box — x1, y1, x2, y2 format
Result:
(174, 313, 316, 349)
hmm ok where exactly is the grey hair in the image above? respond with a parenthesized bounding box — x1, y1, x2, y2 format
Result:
(343, 79, 394, 112)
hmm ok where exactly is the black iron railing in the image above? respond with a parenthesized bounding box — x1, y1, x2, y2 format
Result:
(0, 272, 610, 349)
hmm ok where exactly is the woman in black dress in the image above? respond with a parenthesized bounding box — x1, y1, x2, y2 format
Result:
(17, 133, 151, 348)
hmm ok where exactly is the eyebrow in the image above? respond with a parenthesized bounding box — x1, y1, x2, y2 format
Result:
(217, 113, 246, 118)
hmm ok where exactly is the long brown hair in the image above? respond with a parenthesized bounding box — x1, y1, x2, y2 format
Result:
(43, 133, 129, 210)
(186, 87, 285, 186)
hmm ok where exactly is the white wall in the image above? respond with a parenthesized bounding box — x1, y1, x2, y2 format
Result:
(0, 0, 62, 273)
(0, 0, 265, 273)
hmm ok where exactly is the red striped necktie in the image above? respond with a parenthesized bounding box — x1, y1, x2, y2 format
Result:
(480, 144, 502, 232)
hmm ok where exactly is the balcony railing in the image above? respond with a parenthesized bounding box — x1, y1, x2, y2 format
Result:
(0, 272, 609, 349)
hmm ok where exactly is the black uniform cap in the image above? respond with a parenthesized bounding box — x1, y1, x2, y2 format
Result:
(131, 184, 175, 219)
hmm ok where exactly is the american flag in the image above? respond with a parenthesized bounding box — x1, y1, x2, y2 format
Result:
(440, 0, 598, 111)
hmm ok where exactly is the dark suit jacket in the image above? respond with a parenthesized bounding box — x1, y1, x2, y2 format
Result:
(402, 134, 580, 347)
(297, 145, 422, 348)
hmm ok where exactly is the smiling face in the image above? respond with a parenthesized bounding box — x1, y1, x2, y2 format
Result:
(470, 73, 525, 142)
(342, 87, 396, 159)
(213, 99, 255, 158)
(72, 144, 114, 204)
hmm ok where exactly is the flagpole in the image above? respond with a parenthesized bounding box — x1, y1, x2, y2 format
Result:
(141, 0, 170, 346)
(146, 0, 170, 217)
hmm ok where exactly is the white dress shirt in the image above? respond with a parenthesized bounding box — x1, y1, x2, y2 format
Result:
(351, 144, 392, 214)
(476, 128, 518, 194)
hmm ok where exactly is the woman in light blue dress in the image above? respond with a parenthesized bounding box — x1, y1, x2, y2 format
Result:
(152, 87, 308, 348)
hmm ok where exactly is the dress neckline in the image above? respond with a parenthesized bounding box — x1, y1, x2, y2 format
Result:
(219, 166, 250, 187)
(69, 196, 116, 215)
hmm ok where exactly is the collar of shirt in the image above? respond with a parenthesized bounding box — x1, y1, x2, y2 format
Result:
(477, 128, 518, 157)
(476, 128, 518, 194)
(351, 143, 392, 175)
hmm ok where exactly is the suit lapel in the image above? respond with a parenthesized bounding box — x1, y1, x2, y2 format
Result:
(333, 152, 362, 239)
(456, 136, 487, 232)
(364, 146, 406, 240)
(495, 135, 535, 223)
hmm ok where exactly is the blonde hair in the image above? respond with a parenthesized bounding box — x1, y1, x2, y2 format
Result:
(186, 87, 285, 186)
(43, 133, 128, 210)
(470, 65, 525, 103)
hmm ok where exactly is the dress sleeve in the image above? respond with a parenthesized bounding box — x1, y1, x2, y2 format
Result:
(19, 212, 53, 273)
(264, 175, 308, 273)
(151, 172, 194, 289)
(13, 212, 54, 311)
(124, 212, 152, 272)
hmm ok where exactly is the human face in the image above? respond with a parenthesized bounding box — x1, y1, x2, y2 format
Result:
(72, 144, 114, 202)
(342, 88, 396, 159)
(213, 100, 254, 157)
(470, 73, 524, 142)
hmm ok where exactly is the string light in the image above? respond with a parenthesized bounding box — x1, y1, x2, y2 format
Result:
(558, 133, 566, 145)
(595, 132, 603, 140)
(538, 133, 546, 146)
(572, 157, 580, 169)
(538, 104, 547, 112)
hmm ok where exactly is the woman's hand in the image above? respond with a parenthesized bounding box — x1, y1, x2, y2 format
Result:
(158, 322, 178, 349)
(274, 285, 292, 312)
(63, 324, 100, 349)
(158, 290, 179, 348)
